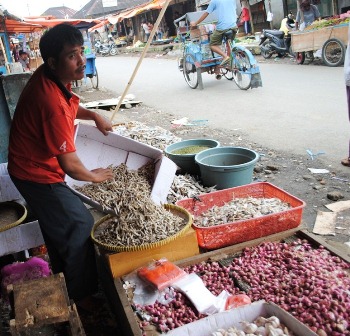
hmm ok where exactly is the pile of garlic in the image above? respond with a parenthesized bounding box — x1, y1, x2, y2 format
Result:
(211, 316, 295, 336)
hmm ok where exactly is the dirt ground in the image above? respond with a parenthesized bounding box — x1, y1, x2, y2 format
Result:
(77, 51, 350, 255)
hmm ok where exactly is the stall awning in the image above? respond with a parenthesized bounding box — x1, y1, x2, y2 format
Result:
(0, 19, 43, 33)
(23, 18, 101, 30)
(89, 0, 167, 30)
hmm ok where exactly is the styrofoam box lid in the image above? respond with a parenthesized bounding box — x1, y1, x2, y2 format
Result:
(167, 301, 317, 336)
(0, 163, 24, 202)
(65, 123, 177, 212)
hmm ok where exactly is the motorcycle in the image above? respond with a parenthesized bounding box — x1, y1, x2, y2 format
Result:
(259, 16, 295, 59)
(94, 35, 119, 56)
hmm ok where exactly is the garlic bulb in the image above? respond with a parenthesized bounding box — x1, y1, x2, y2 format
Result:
(266, 316, 280, 328)
(241, 321, 258, 334)
(255, 326, 267, 336)
(255, 316, 267, 327)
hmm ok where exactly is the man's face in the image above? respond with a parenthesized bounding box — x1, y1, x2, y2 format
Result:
(50, 44, 86, 85)
(20, 53, 28, 60)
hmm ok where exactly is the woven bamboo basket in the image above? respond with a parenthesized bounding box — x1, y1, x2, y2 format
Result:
(0, 201, 27, 233)
(91, 204, 193, 252)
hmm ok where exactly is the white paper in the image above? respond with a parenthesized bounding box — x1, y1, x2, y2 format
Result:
(308, 168, 330, 174)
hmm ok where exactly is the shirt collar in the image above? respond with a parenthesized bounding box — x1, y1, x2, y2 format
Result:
(43, 63, 73, 100)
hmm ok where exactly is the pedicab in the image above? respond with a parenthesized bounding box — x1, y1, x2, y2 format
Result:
(174, 11, 262, 90)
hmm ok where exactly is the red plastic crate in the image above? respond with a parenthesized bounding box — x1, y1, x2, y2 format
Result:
(176, 182, 306, 250)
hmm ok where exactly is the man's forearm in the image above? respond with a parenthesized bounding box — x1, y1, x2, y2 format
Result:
(76, 105, 97, 121)
(194, 12, 209, 26)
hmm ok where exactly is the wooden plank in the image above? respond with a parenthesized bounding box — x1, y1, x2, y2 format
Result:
(109, 229, 350, 336)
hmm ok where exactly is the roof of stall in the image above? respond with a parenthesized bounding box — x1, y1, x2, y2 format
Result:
(23, 18, 101, 29)
(0, 18, 43, 33)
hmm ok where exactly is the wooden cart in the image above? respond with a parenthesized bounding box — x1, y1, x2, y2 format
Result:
(290, 23, 348, 66)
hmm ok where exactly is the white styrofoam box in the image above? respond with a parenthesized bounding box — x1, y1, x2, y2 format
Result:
(65, 123, 177, 213)
(167, 301, 317, 336)
(0, 220, 44, 257)
(0, 163, 24, 202)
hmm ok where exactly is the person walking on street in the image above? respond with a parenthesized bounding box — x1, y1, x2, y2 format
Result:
(190, 0, 238, 66)
(342, 20, 350, 167)
(8, 24, 114, 312)
(142, 20, 150, 42)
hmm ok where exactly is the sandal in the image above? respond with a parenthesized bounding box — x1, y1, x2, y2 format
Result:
(341, 158, 350, 167)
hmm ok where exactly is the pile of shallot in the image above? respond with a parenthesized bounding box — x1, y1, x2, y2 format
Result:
(211, 316, 295, 336)
(131, 239, 350, 335)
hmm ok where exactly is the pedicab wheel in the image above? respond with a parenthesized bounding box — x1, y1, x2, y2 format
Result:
(183, 53, 198, 89)
(296, 52, 305, 64)
(220, 67, 233, 80)
(321, 38, 345, 67)
(87, 68, 99, 89)
(232, 50, 252, 90)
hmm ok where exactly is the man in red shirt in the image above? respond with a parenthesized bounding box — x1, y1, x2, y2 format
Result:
(8, 24, 113, 312)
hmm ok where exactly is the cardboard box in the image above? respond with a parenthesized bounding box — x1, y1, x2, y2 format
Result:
(0, 163, 24, 202)
(106, 228, 199, 279)
(167, 301, 317, 336)
(65, 124, 177, 213)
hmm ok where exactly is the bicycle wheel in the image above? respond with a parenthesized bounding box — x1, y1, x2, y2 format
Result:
(321, 38, 345, 67)
(88, 68, 99, 89)
(183, 53, 198, 89)
(232, 50, 252, 90)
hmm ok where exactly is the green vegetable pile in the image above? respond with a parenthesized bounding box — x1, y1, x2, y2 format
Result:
(305, 16, 350, 31)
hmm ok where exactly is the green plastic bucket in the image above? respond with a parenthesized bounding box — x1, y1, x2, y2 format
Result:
(164, 139, 220, 175)
(195, 147, 259, 189)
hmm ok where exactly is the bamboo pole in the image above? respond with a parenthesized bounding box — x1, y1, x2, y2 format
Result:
(0, 36, 10, 74)
(109, 0, 172, 122)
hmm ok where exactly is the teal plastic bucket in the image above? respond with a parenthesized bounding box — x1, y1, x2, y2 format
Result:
(164, 139, 220, 175)
(195, 147, 259, 189)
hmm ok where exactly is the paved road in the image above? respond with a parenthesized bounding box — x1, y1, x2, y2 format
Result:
(96, 55, 348, 172)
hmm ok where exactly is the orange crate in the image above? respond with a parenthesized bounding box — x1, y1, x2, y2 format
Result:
(176, 182, 306, 250)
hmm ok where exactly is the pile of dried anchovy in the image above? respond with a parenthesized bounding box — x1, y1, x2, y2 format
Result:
(75, 163, 186, 247)
(167, 174, 217, 204)
(195, 197, 292, 228)
(112, 121, 181, 151)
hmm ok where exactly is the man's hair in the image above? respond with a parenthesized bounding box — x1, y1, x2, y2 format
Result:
(39, 24, 84, 63)
(19, 50, 27, 56)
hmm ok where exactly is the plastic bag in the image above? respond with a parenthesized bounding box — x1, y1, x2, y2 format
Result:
(225, 294, 252, 310)
(137, 258, 187, 291)
(172, 273, 230, 315)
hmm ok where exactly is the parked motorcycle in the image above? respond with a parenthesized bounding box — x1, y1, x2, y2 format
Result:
(94, 36, 119, 56)
(259, 16, 295, 59)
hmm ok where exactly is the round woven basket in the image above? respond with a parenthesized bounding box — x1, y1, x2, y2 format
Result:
(91, 204, 193, 252)
(0, 201, 27, 233)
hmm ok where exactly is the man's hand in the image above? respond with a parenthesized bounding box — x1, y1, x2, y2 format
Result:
(90, 168, 114, 183)
(94, 113, 113, 135)
(190, 21, 197, 28)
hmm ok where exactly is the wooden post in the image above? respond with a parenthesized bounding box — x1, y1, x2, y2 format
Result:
(109, 0, 172, 122)
(0, 36, 10, 74)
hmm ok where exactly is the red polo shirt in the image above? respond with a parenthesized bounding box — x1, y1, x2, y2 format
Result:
(8, 64, 79, 183)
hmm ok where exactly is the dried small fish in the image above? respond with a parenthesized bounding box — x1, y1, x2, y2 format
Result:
(167, 174, 217, 204)
(75, 162, 186, 247)
(112, 121, 181, 151)
(195, 197, 292, 228)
